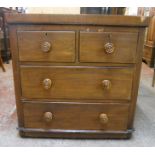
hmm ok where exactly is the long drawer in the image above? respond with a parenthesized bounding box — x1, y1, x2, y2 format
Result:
(17, 31, 76, 62)
(20, 66, 133, 100)
(23, 102, 129, 131)
(80, 31, 138, 63)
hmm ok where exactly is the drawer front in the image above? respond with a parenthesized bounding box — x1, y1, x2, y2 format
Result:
(17, 31, 75, 62)
(24, 102, 129, 131)
(20, 66, 133, 100)
(80, 32, 138, 63)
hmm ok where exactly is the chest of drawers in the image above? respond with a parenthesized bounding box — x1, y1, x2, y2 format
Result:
(6, 14, 148, 139)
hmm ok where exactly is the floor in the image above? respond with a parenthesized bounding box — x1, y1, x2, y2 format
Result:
(0, 62, 155, 147)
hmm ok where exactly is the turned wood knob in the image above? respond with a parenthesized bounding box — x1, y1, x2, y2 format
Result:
(104, 42, 115, 54)
(44, 112, 53, 122)
(43, 78, 52, 90)
(41, 41, 51, 52)
(102, 80, 111, 90)
(99, 113, 108, 124)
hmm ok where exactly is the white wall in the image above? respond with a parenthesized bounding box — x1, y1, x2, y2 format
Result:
(25, 7, 141, 16)
(125, 7, 138, 15)
(26, 7, 80, 14)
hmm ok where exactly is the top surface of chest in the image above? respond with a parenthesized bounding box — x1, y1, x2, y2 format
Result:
(5, 14, 149, 26)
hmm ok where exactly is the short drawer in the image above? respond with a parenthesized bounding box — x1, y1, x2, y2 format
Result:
(20, 66, 133, 100)
(17, 31, 75, 62)
(80, 31, 138, 63)
(23, 102, 129, 131)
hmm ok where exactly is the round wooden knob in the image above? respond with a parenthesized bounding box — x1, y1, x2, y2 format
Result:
(41, 41, 51, 52)
(99, 113, 108, 124)
(104, 42, 115, 54)
(43, 78, 52, 90)
(102, 80, 111, 90)
(44, 112, 53, 122)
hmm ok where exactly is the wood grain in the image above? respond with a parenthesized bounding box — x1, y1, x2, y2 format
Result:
(23, 102, 129, 131)
(18, 128, 132, 139)
(7, 14, 148, 138)
(8, 25, 25, 130)
(128, 28, 146, 129)
(17, 31, 75, 62)
(20, 66, 133, 100)
(80, 31, 138, 63)
(5, 14, 149, 27)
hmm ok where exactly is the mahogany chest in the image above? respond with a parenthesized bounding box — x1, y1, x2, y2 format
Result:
(143, 15, 155, 68)
(6, 14, 148, 139)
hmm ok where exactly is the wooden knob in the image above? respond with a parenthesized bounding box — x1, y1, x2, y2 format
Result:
(102, 80, 111, 90)
(44, 112, 53, 122)
(41, 41, 51, 52)
(104, 42, 115, 54)
(99, 113, 108, 124)
(43, 78, 52, 90)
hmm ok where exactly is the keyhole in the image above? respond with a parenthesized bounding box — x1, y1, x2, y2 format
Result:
(108, 34, 111, 43)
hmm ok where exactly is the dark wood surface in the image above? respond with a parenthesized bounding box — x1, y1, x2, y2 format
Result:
(20, 66, 133, 100)
(17, 31, 76, 62)
(23, 102, 129, 131)
(138, 9, 155, 68)
(0, 8, 19, 63)
(6, 14, 149, 26)
(80, 31, 138, 63)
(18, 128, 132, 139)
(0, 30, 5, 71)
(7, 14, 148, 139)
(143, 44, 155, 67)
(138, 8, 155, 87)
(80, 7, 126, 15)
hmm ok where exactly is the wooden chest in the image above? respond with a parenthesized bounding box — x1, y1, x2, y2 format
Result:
(143, 42, 155, 68)
(143, 16, 155, 68)
(6, 14, 148, 139)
